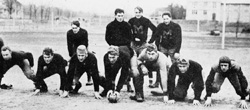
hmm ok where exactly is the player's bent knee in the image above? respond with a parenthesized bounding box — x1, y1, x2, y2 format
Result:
(173, 90, 187, 100)
(212, 85, 221, 93)
(25, 70, 36, 80)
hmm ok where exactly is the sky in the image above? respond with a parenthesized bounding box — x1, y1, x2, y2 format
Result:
(18, 0, 187, 15)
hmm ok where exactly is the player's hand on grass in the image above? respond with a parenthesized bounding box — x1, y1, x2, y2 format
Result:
(61, 91, 69, 98)
(58, 90, 64, 96)
(204, 97, 212, 107)
(167, 99, 175, 104)
(0, 84, 13, 89)
(193, 99, 200, 106)
(141, 65, 148, 75)
(31, 89, 40, 96)
(163, 96, 169, 103)
(239, 100, 248, 109)
(94, 92, 103, 99)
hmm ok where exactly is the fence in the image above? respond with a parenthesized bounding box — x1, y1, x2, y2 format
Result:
(0, 18, 249, 34)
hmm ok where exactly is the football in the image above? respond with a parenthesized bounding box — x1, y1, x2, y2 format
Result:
(107, 90, 120, 103)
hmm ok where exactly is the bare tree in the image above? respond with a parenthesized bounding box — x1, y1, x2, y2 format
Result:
(33, 4, 37, 19)
(40, 5, 45, 20)
(28, 4, 32, 19)
(3, 0, 21, 19)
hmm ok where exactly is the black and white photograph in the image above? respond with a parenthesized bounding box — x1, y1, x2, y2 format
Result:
(0, 0, 250, 109)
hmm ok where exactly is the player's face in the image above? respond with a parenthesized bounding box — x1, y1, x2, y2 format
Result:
(108, 54, 119, 64)
(43, 53, 53, 64)
(77, 52, 88, 62)
(72, 24, 79, 34)
(177, 64, 189, 73)
(162, 15, 171, 25)
(146, 51, 158, 61)
(134, 9, 142, 19)
(220, 63, 229, 72)
(1, 50, 12, 60)
(115, 13, 124, 22)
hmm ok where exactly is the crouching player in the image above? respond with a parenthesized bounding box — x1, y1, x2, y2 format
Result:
(130, 44, 172, 102)
(204, 56, 249, 109)
(33, 47, 67, 96)
(61, 45, 104, 99)
(100, 46, 133, 97)
(0, 46, 35, 89)
(166, 57, 204, 105)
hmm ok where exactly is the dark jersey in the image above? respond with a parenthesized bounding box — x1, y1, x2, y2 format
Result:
(168, 60, 204, 100)
(105, 19, 132, 46)
(149, 21, 182, 53)
(128, 16, 156, 44)
(67, 28, 88, 57)
(67, 53, 100, 92)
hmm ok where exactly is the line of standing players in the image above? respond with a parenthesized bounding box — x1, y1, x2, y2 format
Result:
(0, 6, 249, 109)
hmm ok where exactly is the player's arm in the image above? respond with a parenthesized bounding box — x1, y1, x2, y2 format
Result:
(83, 30, 89, 48)
(174, 24, 182, 53)
(88, 55, 102, 99)
(36, 56, 44, 78)
(234, 66, 248, 109)
(105, 25, 113, 46)
(137, 50, 148, 75)
(148, 25, 161, 43)
(148, 20, 157, 35)
(66, 32, 73, 57)
(158, 59, 169, 102)
(204, 68, 216, 107)
(167, 64, 177, 103)
(192, 67, 204, 105)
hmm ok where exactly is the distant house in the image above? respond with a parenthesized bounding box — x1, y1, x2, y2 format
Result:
(186, 0, 250, 23)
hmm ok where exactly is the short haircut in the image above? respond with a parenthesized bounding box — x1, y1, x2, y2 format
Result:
(162, 11, 172, 18)
(43, 47, 54, 56)
(77, 45, 88, 54)
(107, 46, 119, 56)
(135, 6, 143, 13)
(114, 8, 124, 15)
(72, 20, 80, 27)
(1, 46, 11, 52)
(146, 44, 157, 52)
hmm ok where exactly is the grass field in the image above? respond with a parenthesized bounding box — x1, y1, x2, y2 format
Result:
(0, 31, 250, 110)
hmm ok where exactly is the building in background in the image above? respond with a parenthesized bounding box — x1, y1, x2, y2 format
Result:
(186, 0, 250, 23)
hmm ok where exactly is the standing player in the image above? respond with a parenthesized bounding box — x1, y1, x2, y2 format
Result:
(33, 47, 67, 96)
(105, 8, 136, 92)
(67, 20, 92, 86)
(61, 45, 103, 99)
(148, 11, 182, 63)
(0, 46, 35, 89)
(128, 6, 157, 88)
(105, 8, 132, 47)
(204, 56, 249, 109)
(130, 44, 172, 102)
(166, 57, 204, 105)
(100, 46, 133, 97)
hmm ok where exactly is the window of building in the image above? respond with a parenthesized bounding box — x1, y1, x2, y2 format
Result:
(192, 10, 197, 15)
(213, 2, 216, 8)
(203, 10, 207, 15)
(193, 2, 197, 8)
(204, 2, 208, 7)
